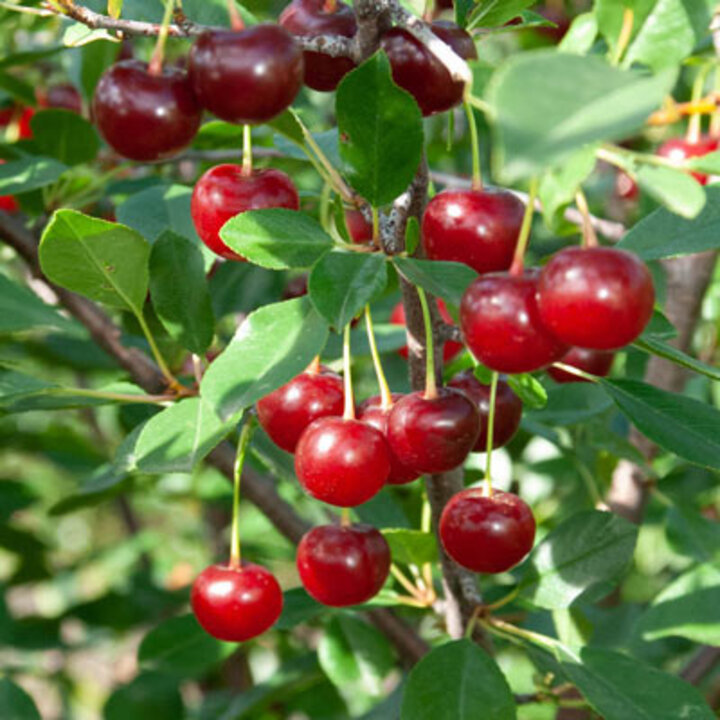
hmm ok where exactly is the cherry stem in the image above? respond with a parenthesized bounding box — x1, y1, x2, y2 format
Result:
(226, 0, 244, 29)
(552, 362, 599, 383)
(371, 206, 380, 247)
(308, 355, 321, 374)
(365, 305, 393, 411)
(134, 309, 184, 394)
(509, 176, 538, 277)
(229, 415, 256, 569)
(242, 124, 253, 176)
(687, 62, 713, 144)
(575, 188, 598, 249)
(484, 371, 499, 497)
(464, 606, 482, 639)
(340, 507, 351, 527)
(342, 323, 356, 420)
(148, 0, 175, 76)
(416, 286, 438, 400)
(420, 495, 433, 588)
(610, 7, 634, 66)
(391, 564, 425, 602)
(463, 100, 483, 190)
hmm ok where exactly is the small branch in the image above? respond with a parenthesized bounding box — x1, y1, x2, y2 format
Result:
(679, 645, 720, 686)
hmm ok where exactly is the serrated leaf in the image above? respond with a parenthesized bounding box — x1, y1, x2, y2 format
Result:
(0, 157, 67, 195)
(382, 529, 438, 565)
(30, 109, 99, 166)
(634, 337, 720, 382)
(393, 257, 478, 306)
(526, 383, 613, 425)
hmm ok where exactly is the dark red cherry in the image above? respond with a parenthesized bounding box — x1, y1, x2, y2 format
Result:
(345, 208, 373, 244)
(297, 523, 390, 606)
(92, 60, 201, 162)
(43, 84, 83, 114)
(257, 365, 344, 453)
(279, 0, 357, 91)
(381, 21, 477, 116)
(440, 488, 535, 574)
(535, 5, 571, 42)
(390, 300, 464, 363)
(295, 417, 390, 506)
(448, 370, 522, 451)
(656, 135, 718, 184)
(357, 395, 419, 485)
(189, 25, 303, 124)
(537, 247, 655, 350)
(460, 271, 568, 373)
(548, 347, 614, 383)
(282, 274, 309, 300)
(191, 164, 300, 261)
(387, 389, 479, 474)
(191, 562, 283, 641)
(422, 189, 525, 274)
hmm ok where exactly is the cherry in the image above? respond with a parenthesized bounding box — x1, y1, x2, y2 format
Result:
(0, 106, 34, 140)
(345, 208, 373, 244)
(0, 160, 18, 213)
(191, 562, 283, 641)
(42, 84, 83, 114)
(390, 300, 464, 363)
(537, 247, 655, 350)
(535, 5, 571, 42)
(615, 170, 639, 201)
(295, 417, 390, 506)
(357, 395, 419, 485)
(191, 164, 300, 261)
(548, 347, 614, 383)
(656, 135, 718, 184)
(256, 365, 344, 453)
(189, 25, 303, 124)
(439, 488, 535, 574)
(279, 0, 357, 92)
(297, 523, 390, 606)
(381, 21, 477, 116)
(387, 389, 479, 474)
(92, 60, 202, 162)
(422, 189, 525, 274)
(448, 370, 522, 451)
(460, 271, 568, 373)
(282, 274, 309, 300)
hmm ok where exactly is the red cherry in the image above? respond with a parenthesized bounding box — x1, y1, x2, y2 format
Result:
(615, 171, 639, 201)
(422, 189, 525, 274)
(448, 370, 522, 451)
(43, 84, 83, 114)
(381, 21, 477, 116)
(344, 208, 373, 244)
(537, 247, 655, 350)
(295, 417, 390, 506)
(297, 523, 390, 606)
(534, 5, 571, 42)
(282, 274, 309, 300)
(387, 389, 479, 474)
(279, 0, 357, 92)
(357, 395, 419, 485)
(92, 60, 201, 162)
(440, 488, 535, 574)
(191, 164, 300, 261)
(191, 562, 283, 641)
(0, 160, 18, 213)
(548, 347, 614, 383)
(257, 365, 344, 453)
(189, 25, 303, 124)
(460, 271, 568, 373)
(656, 135, 718, 184)
(390, 300, 464, 363)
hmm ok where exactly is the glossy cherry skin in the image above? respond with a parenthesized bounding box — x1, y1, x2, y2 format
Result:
(390, 300, 464, 363)
(297, 523, 390, 606)
(537, 247, 655, 350)
(189, 25, 303, 124)
(615, 170, 639, 201)
(257, 366, 344, 453)
(191, 164, 300, 261)
(422, 189, 525, 274)
(381, 21, 477, 116)
(279, 0, 357, 91)
(460, 271, 568, 373)
(357, 395, 419, 485)
(387, 389, 480, 474)
(548, 347, 614, 383)
(448, 370, 522, 451)
(295, 417, 390, 506)
(191, 562, 283, 642)
(656, 135, 718, 184)
(345, 208, 373, 244)
(92, 60, 201, 162)
(440, 488, 536, 574)
(43, 84, 83, 114)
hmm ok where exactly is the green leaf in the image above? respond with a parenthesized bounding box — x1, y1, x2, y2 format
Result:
(405, 216, 420, 255)
(48, 463, 130, 516)
(666, 505, 720, 562)
(467, 0, 537, 29)
(382, 529, 438, 565)
(635, 165, 706, 219)
(275, 588, 325, 630)
(507, 374, 547, 410)
(29, 109, 99, 166)
(201, 298, 329, 421)
(104, 672, 184, 720)
(634, 337, 720, 382)
(393, 257, 478, 306)
(108, 0, 123, 18)
(526, 383, 613, 425)
(401, 640, 516, 720)
(336, 52, 423, 207)
(520, 510, 638, 608)
(0, 273, 75, 333)
(39, 210, 149, 314)
(558, 13, 599, 54)
(268, 108, 305, 145)
(309, 252, 387, 330)
(685, 149, 720, 173)
(149, 232, 214, 354)
(0, 157, 67, 195)
(602, 379, 720, 470)
(0, 677, 41, 720)
(220, 208, 335, 270)
(0, 72, 36, 105)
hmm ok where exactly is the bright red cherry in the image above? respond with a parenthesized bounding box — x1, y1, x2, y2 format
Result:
(191, 562, 283, 641)
(344, 208, 373, 244)
(297, 523, 390, 606)
(92, 60, 202, 162)
(357, 395, 419, 485)
(191, 164, 300, 261)
(257, 365, 344, 453)
(537, 247, 655, 350)
(656, 135, 718, 184)
(460, 271, 568, 373)
(422, 189, 525, 274)
(387, 389, 479, 474)
(295, 417, 390, 506)
(381, 21, 477, 116)
(0, 106, 34, 140)
(548, 347, 614, 383)
(390, 300, 464, 363)
(448, 370, 522, 451)
(440, 488, 535, 574)
(615, 170, 639, 201)
(189, 25, 303, 124)
(42, 84, 83, 114)
(279, 0, 357, 91)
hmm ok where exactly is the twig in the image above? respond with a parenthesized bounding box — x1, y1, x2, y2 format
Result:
(679, 646, 720, 685)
